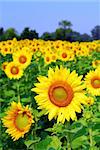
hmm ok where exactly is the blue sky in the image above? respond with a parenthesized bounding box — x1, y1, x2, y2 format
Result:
(0, 0, 99, 36)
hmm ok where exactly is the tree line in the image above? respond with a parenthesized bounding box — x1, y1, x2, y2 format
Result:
(0, 20, 100, 42)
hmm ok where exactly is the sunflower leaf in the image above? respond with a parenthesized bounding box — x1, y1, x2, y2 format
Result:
(71, 135, 88, 149)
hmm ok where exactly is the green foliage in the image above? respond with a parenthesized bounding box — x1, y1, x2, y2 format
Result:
(91, 25, 100, 40)
(24, 136, 61, 150)
(20, 27, 39, 40)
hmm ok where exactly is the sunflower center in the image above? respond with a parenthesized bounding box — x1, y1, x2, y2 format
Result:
(95, 60, 100, 66)
(52, 55, 56, 60)
(48, 81, 73, 107)
(62, 53, 67, 58)
(15, 112, 29, 131)
(11, 66, 19, 75)
(19, 55, 27, 64)
(91, 77, 100, 88)
(53, 87, 67, 101)
(46, 57, 50, 62)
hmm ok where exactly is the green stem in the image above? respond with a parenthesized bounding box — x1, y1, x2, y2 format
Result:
(37, 62, 41, 74)
(89, 128, 93, 150)
(17, 80, 20, 102)
(66, 122, 72, 150)
(67, 138, 71, 150)
(62, 60, 65, 67)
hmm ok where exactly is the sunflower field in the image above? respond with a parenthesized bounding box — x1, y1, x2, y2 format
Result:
(0, 39, 100, 150)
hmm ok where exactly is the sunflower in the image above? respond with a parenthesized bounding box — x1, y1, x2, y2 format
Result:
(12, 47, 32, 69)
(51, 53, 58, 62)
(92, 60, 100, 68)
(5, 61, 23, 79)
(32, 66, 87, 123)
(58, 49, 73, 62)
(2, 62, 9, 71)
(84, 67, 100, 96)
(44, 52, 52, 65)
(0, 45, 12, 56)
(2, 101, 34, 141)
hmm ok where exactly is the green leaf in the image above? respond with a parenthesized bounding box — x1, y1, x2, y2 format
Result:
(93, 123, 100, 130)
(71, 126, 87, 141)
(78, 119, 88, 127)
(71, 135, 88, 149)
(93, 135, 100, 144)
(4, 90, 15, 97)
(51, 123, 64, 133)
(0, 112, 5, 118)
(92, 130, 100, 136)
(33, 136, 61, 150)
(24, 140, 35, 148)
(37, 109, 47, 117)
(0, 79, 4, 83)
(47, 136, 62, 150)
(34, 136, 52, 150)
(21, 97, 31, 103)
(0, 98, 5, 102)
(24, 138, 41, 149)
(92, 118, 100, 123)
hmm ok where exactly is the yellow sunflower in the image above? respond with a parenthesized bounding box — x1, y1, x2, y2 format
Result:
(44, 52, 52, 65)
(51, 53, 58, 62)
(32, 66, 87, 123)
(84, 67, 100, 96)
(2, 101, 34, 141)
(0, 45, 12, 56)
(58, 49, 73, 62)
(5, 61, 23, 79)
(12, 47, 32, 69)
(2, 62, 9, 71)
(92, 60, 100, 68)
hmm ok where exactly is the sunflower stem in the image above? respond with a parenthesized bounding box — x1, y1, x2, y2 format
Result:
(89, 128, 93, 150)
(67, 132, 71, 150)
(37, 61, 41, 74)
(17, 80, 20, 102)
(66, 122, 72, 150)
(61, 60, 65, 68)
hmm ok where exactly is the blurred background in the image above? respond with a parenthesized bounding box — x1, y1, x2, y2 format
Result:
(0, 0, 100, 41)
